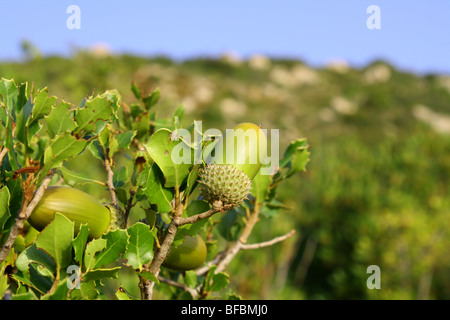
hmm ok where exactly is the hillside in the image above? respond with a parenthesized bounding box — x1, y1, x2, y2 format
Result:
(1, 49, 449, 299)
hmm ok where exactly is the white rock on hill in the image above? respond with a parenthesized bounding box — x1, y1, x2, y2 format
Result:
(413, 104, 450, 134)
(220, 98, 248, 119)
(248, 54, 271, 71)
(363, 64, 391, 84)
(330, 96, 358, 115)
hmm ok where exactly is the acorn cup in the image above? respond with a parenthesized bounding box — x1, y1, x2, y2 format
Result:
(28, 186, 112, 239)
(198, 122, 268, 206)
(162, 235, 207, 271)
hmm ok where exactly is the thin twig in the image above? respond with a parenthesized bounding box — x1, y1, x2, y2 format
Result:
(0, 147, 9, 167)
(142, 202, 184, 300)
(176, 201, 230, 226)
(273, 233, 302, 293)
(0, 169, 55, 263)
(295, 237, 317, 288)
(240, 229, 296, 250)
(194, 249, 228, 276)
(417, 271, 433, 300)
(141, 200, 229, 300)
(206, 203, 262, 275)
(198, 203, 294, 278)
(214, 241, 243, 275)
(104, 154, 120, 211)
(158, 276, 198, 299)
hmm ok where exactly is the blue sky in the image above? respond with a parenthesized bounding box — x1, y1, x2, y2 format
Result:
(1, 0, 449, 74)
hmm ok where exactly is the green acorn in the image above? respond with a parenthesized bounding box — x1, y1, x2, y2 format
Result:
(163, 235, 207, 271)
(28, 186, 111, 238)
(198, 123, 267, 206)
(206, 122, 267, 180)
(198, 164, 252, 206)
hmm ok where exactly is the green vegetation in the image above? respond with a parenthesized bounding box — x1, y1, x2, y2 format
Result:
(1, 48, 449, 299)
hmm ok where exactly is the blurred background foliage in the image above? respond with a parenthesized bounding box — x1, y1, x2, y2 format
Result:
(1, 42, 449, 299)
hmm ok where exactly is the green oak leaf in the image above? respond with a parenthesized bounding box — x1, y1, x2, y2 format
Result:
(123, 222, 155, 271)
(210, 272, 229, 292)
(15, 243, 56, 275)
(74, 90, 119, 133)
(113, 166, 128, 188)
(131, 81, 142, 100)
(0, 78, 19, 113)
(97, 127, 136, 157)
(98, 124, 114, 148)
(73, 224, 90, 264)
(57, 166, 104, 186)
(145, 128, 193, 188)
(34, 213, 74, 273)
(41, 278, 69, 300)
(138, 270, 160, 284)
(141, 163, 174, 213)
(116, 131, 137, 150)
(93, 229, 129, 269)
(0, 106, 6, 127)
(12, 267, 53, 294)
(0, 249, 16, 297)
(115, 288, 132, 300)
(184, 270, 197, 289)
(82, 267, 121, 282)
(275, 138, 310, 181)
(251, 167, 272, 204)
(132, 110, 150, 139)
(185, 199, 210, 218)
(86, 141, 105, 161)
(184, 164, 201, 198)
(15, 81, 28, 113)
(3, 179, 22, 231)
(4, 119, 19, 171)
(0, 186, 11, 233)
(142, 87, 160, 110)
(29, 87, 57, 125)
(74, 281, 99, 300)
(45, 133, 88, 169)
(216, 207, 242, 242)
(11, 289, 38, 300)
(45, 101, 77, 138)
(15, 98, 33, 145)
(204, 265, 230, 292)
(84, 238, 107, 271)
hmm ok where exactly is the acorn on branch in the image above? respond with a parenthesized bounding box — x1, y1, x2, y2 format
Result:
(28, 186, 124, 239)
(197, 164, 252, 206)
(198, 122, 267, 207)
